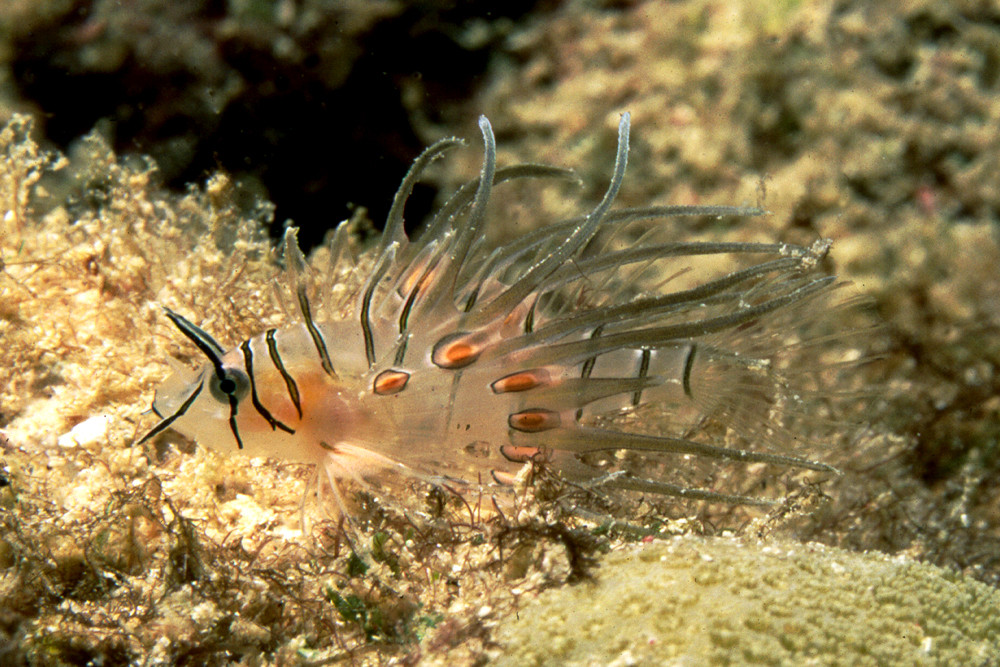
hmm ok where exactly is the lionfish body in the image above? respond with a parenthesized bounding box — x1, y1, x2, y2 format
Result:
(144, 114, 858, 511)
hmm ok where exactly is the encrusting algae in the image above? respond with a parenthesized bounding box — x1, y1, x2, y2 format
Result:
(0, 110, 997, 665)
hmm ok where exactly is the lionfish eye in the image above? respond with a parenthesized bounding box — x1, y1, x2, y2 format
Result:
(209, 368, 250, 403)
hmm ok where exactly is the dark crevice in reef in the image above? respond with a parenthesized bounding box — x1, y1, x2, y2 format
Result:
(10, 0, 554, 251)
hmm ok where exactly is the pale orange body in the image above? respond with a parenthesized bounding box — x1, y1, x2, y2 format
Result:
(145, 114, 858, 511)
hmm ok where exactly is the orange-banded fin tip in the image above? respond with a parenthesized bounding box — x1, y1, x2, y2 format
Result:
(373, 369, 411, 396)
(431, 331, 483, 369)
(399, 258, 438, 299)
(490, 369, 551, 394)
(499, 444, 545, 463)
(490, 470, 519, 486)
(508, 409, 561, 433)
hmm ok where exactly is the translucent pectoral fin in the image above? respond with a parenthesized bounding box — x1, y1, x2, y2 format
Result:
(316, 441, 450, 547)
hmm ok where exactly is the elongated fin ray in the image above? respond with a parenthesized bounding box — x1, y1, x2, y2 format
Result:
(500, 376, 656, 411)
(487, 257, 808, 357)
(417, 163, 578, 248)
(380, 136, 465, 250)
(428, 116, 497, 307)
(607, 475, 777, 507)
(466, 112, 633, 329)
(501, 277, 835, 369)
(518, 426, 838, 473)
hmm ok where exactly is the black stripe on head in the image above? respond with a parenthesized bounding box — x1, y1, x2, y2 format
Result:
(163, 308, 226, 369)
(161, 308, 244, 450)
(226, 396, 244, 449)
(240, 339, 295, 434)
(138, 379, 204, 444)
(297, 287, 337, 378)
(265, 328, 303, 419)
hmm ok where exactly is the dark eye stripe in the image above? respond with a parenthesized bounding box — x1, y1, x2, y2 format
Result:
(163, 308, 227, 379)
(226, 391, 243, 450)
(159, 308, 244, 450)
(297, 288, 337, 378)
(240, 340, 295, 434)
(265, 328, 303, 419)
(137, 380, 205, 444)
(163, 308, 226, 356)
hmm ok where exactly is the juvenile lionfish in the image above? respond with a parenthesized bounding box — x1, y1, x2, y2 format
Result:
(141, 113, 863, 515)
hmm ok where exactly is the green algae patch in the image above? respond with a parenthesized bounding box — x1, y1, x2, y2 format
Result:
(495, 536, 1000, 666)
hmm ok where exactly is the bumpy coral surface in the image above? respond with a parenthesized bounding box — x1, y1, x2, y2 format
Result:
(496, 536, 1000, 666)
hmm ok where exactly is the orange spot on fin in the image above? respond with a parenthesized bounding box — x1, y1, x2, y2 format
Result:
(508, 409, 561, 432)
(491, 368, 550, 394)
(373, 369, 410, 395)
(499, 444, 543, 463)
(432, 331, 483, 369)
(491, 470, 518, 486)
